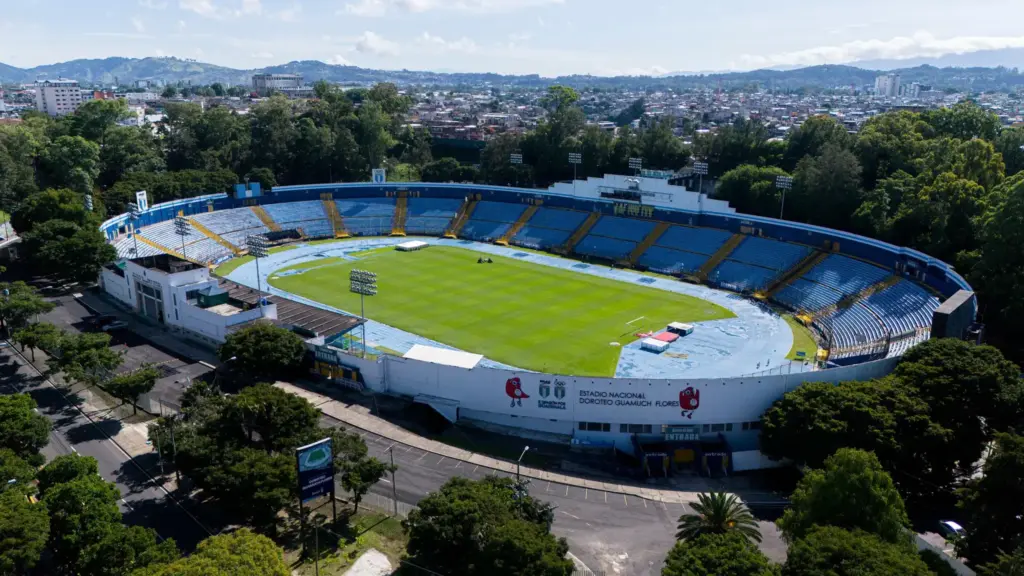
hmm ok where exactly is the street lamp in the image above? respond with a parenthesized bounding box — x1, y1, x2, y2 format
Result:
(127, 202, 140, 259)
(775, 175, 793, 220)
(246, 234, 269, 317)
(568, 152, 582, 196)
(173, 215, 190, 260)
(349, 269, 377, 358)
(628, 157, 643, 176)
(516, 445, 530, 481)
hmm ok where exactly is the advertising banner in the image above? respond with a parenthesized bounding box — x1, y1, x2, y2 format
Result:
(135, 190, 149, 211)
(296, 437, 334, 503)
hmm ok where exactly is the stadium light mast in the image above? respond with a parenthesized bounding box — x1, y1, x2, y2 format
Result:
(349, 269, 377, 358)
(246, 234, 269, 317)
(173, 215, 190, 260)
(628, 157, 643, 177)
(127, 202, 140, 258)
(775, 175, 793, 220)
(568, 152, 582, 196)
(510, 152, 523, 187)
(693, 161, 709, 197)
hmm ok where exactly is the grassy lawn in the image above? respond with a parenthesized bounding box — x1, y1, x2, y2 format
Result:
(784, 314, 819, 361)
(269, 245, 734, 376)
(286, 512, 408, 576)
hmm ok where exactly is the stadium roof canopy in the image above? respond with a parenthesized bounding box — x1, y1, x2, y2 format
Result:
(403, 344, 482, 369)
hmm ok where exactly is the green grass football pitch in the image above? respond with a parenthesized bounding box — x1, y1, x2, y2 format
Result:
(269, 245, 735, 376)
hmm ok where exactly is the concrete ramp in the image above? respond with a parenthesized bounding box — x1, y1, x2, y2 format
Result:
(415, 394, 460, 423)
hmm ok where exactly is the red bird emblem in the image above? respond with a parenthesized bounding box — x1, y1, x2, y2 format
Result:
(679, 387, 700, 418)
(505, 377, 529, 407)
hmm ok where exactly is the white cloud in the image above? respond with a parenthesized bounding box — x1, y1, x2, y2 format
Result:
(328, 54, 353, 65)
(342, 0, 562, 17)
(179, 0, 262, 19)
(132, 16, 146, 33)
(155, 48, 166, 56)
(417, 32, 477, 53)
(138, 0, 168, 9)
(740, 31, 1024, 69)
(274, 2, 302, 21)
(177, 19, 187, 30)
(251, 51, 275, 58)
(241, 0, 262, 15)
(179, 0, 218, 17)
(354, 31, 400, 56)
(508, 32, 531, 42)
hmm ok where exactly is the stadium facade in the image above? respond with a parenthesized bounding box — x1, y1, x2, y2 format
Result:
(98, 176, 976, 473)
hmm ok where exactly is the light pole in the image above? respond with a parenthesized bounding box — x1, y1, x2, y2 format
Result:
(775, 175, 793, 220)
(516, 445, 530, 482)
(127, 202, 140, 258)
(510, 153, 523, 187)
(246, 234, 269, 316)
(568, 152, 582, 196)
(349, 269, 377, 358)
(628, 157, 643, 177)
(693, 161, 709, 196)
(385, 444, 398, 516)
(173, 215, 190, 260)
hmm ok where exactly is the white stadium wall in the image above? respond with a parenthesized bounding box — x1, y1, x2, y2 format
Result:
(546, 174, 737, 214)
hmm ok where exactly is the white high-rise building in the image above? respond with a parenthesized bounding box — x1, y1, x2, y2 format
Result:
(874, 74, 901, 98)
(34, 78, 83, 116)
(251, 73, 303, 94)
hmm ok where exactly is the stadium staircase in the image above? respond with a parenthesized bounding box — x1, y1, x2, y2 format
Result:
(136, 235, 207, 266)
(250, 205, 281, 232)
(558, 212, 601, 254)
(187, 217, 244, 256)
(496, 204, 539, 245)
(445, 198, 478, 238)
(628, 221, 670, 265)
(697, 233, 745, 280)
(391, 194, 408, 236)
(762, 249, 830, 298)
(818, 274, 902, 318)
(322, 194, 349, 238)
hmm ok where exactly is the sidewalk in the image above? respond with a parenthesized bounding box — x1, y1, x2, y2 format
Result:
(276, 382, 703, 505)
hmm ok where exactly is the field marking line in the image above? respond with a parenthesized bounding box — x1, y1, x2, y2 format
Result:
(625, 316, 646, 325)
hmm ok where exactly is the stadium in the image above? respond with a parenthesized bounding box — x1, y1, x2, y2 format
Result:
(96, 175, 976, 473)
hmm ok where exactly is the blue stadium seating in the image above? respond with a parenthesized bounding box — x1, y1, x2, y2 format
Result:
(588, 216, 656, 243)
(344, 218, 391, 236)
(461, 220, 512, 241)
(406, 216, 453, 235)
(470, 201, 527, 223)
(575, 235, 636, 260)
(264, 201, 329, 225)
(710, 261, 777, 292)
(863, 280, 941, 337)
(656, 226, 732, 254)
(193, 208, 266, 234)
(636, 246, 709, 275)
(775, 278, 845, 311)
(525, 207, 589, 231)
(826, 304, 886, 349)
(803, 255, 889, 294)
(728, 237, 811, 271)
(336, 198, 395, 218)
(408, 198, 463, 217)
(297, 220, 334, 238)
(512, 225, 573, 250)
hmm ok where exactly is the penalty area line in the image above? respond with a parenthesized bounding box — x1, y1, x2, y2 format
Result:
(625, 316, 646, 326)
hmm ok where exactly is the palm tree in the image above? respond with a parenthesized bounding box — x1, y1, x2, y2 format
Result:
(675, 492, 762, 543)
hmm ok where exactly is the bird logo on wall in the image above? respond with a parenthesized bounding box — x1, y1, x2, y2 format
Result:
(505, 377, 529, 407)
(679, 387, 700, 419)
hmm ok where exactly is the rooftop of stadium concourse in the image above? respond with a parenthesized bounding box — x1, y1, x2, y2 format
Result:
(127, 253, 205, 274)
(219, 279, 363, 341)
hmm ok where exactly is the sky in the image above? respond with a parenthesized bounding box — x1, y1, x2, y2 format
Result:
(2, 0, 1023, 76)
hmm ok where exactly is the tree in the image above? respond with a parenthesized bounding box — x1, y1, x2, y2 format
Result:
(887, 172, 986, 262)
(0, 281, 55, 332)
(340, 455, 392, 513)
(79, 523, 179, 576)
(0, 488, 49, 575)
(777, 449, 910, 543)
(404, 476, 571, 576)
(140, 529, 289, 576)
(637, 118, 691, 171)
(661, 532, 776, 576)
(693, 119, 771, 177)
(11, 187, 94, 232)
(972, 174, 1024, 353)
(675, 492, 761, 543)
(39, 135, 101, 195)
(981, 545, 1024, 576)
(0, 394, 50, 465)
(0, 448, 38, 493)
(48, 331, 123, 387)
(37, 453, 100, 495)
(12, 321, 61, 361)
(783, 114, 854, 171)
(855, 111, 931, 189)
(0, 124, 43, 212)
(420, 157, 463, 182)
(43, 475, 122, 572)
(224, 384, 319, 452)
(162, 86, 178, 99)
(480, 133, 532, 187)
(245, 166, 278, 189)
(782, 526, 931, 576)
(70, 99, 131, 143)
(611, 98, 645, 127)
(715, 165, 790, 217)
(956, 432, 1024, 566)
(218, 324, 306, 382)
(790, 142, 863, 230)
(250, 96, 298, 183)
(995, 127, 1024, 177)
(923, 101, 1001, 142)
(108, 364, 160, 415)
(97, 125, 165, 188)
(200, 448, 295, 531)
(20, 218, 118, 283)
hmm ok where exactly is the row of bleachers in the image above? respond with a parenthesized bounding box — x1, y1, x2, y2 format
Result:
(588, 215, 656, 243)
(408, 198, 462, 217)
(298, 220, 334, 238)
(263, 201, 329, 225)
(575, 235, 636, 260)
(406, 216, 453, 235)
(140, 220, 206, 248)
(343, 218, 391, 237)
(863, 280, 941, 337)
(637, 246, 709, 275)
(184, 238, 233, 263)
(826, 304, 886, 349)
(525, 207, 589, 231)
(728, 236, 811, 271)
(461, 219, 512, 241)
(222, 226, 270, 247)
(469, 201, 528, 223)
(193, 207, 265, 234)
(113, 236, 162, 259)
(775, 278, 845, 312)
(803, 254, 889, 294)
(655, 226, 732, 255)
(336, 198, 395, 218)
(710, 261, 777, 292)
(510, 225, 573, 250)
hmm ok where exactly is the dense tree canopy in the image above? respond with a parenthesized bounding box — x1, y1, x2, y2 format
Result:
(37, 454, 101, 496)
(218, 323, 306, 382)
(661, 532, 776, 576)
(0, 394, 50, 465)
(138, 529, 289, 576)
(675, 492, 761, 543)
(0, 488, 50, 575)
(782, 526, 931, 576)
(956, 432, 1024, 566)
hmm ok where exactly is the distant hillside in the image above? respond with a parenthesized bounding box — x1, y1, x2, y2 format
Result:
(852, 47, 1024, 71)
(3, 56, 1024, 91)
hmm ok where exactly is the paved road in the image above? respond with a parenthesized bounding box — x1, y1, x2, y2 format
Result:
(0, 345, 213, 551)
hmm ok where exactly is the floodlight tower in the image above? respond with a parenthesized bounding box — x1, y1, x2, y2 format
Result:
(173, 215, 190, 260)
(775, 175, 793, 220)
(246, 234, 269, 317)
(127, 202, 140, 258)
(510, 152, 523, 187)
(693, 161, 709, 196)
(349, 269, 377, 358)
(568, 152, 582, 196)
(628, 157, 643, 177)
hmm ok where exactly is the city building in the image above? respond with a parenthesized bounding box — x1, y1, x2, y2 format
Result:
(34, 78, 83, 116)
(252, 73, 303, 94)
(874, 74, 901, 98)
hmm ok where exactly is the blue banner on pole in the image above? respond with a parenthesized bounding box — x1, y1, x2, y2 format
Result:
(296, 438, 334, 503)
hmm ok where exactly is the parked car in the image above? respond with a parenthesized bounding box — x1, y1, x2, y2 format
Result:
(938, 520, 965, 540)
(100, 321, 128, 331)
(87, 314, 117, 326)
